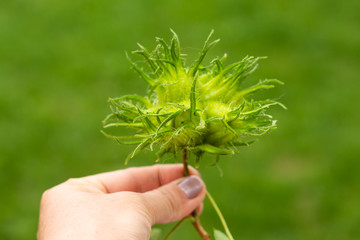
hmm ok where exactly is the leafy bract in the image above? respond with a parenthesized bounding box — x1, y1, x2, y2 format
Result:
(103, 30, 285, 164)
(214, 229, 230, 240)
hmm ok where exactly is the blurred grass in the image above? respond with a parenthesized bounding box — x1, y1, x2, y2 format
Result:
(1, 0, 360, 239)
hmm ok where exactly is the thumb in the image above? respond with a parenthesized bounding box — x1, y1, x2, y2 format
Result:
(142, 175, 206, 225)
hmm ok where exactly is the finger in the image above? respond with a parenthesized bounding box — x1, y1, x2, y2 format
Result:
(90, 164, 200, 193)
(196, 203, 204, 215)
(141, 175, 206, 224)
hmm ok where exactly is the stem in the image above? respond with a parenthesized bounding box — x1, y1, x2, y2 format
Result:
(191, 215, 210, 240)
(164, 217, 194, 240)
(182, 149, 210, 240)
(206, 191, 234, 240)
(182, 148, 190, 176)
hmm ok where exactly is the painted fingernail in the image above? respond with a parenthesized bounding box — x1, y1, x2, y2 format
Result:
(178, 175, 204, 199)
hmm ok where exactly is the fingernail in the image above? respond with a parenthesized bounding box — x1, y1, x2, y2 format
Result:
(178, 175, 203, 199)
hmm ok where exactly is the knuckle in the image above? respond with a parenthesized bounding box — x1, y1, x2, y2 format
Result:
(40, 178, 79, 204)
(64, 178, 92, 191)
(40, 189, 51, 202)
(40, 188, 57, 207)
(64, 178, 79, 185)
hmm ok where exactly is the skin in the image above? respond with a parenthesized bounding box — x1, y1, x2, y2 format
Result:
(37, 164, 206, 240)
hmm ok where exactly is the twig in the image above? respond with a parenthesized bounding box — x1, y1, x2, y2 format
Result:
(163, 217, 194, 240)
(182, 149, 210, 240)
(206, 191, 234, 240)
(182, 148, 190, 176)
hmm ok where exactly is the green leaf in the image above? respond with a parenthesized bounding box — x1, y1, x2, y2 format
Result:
(231, 139, 256, 146)
(239, 100, 286, 116)
(190, 74, 198, 123)
(111, 95, 151, 108)
(137, 108, 157, 132)
(133, 43, 158, 71)
(125, 138, 152, 164)
(258, 99, 287, 110)
(155, 108, 163, 124)
(156, 37, 170, 60)
(224, 56, 266, 88)
(236, 79, 284, 97)
(108, 98, 139, 114)
(153, 50, 172, 76)
(156, 146, 169, 162)
(132, 112, 172, 122)
(221, 120, 237, 135)
(214, 59, 246, 80)
(205, 116, 223, 123)
(170, 29, 181, 64)
(210, 54, 226, 74)
(196, 110, 206, 129)
(190, 29, 220, 76)
(126, 52, 156, 86)
(208, 154, 221, 168)
(214, 229, 230, 240)
(167, 102, 188, 110)
(101, 131, 146, 145)
(194, 150, 204, 168)
(156, 110, 182, 134)
(149, 228, 162, 240)
(150, 58, 176, 67)
(102, 112, 116, 125)
(196, 144, 234, 155)
(103, 122, 143, 128)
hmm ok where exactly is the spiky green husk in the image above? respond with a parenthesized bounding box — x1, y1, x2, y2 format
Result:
(102, 30, 285, 164)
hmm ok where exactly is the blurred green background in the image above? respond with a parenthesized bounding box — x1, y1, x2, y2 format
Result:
(1, 0, 360, 239)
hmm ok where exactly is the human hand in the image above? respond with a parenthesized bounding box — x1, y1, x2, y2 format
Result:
(37, 164, 206, 240)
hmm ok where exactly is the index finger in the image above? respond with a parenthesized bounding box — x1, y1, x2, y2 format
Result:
(89, 164, 200, 193)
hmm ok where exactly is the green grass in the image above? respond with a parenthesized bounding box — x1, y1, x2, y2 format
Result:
(1, 0, 360, 239)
